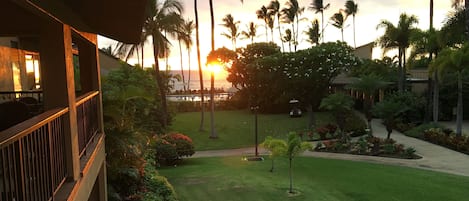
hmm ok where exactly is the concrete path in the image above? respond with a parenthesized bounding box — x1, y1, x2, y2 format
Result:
(194, 119, 469, 177)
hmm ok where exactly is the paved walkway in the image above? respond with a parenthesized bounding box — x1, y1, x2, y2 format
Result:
(194, 119, 469, 177)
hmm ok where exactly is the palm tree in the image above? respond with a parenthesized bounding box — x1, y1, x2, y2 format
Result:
(145, 0, 184, 128)
(177, 20, 191, 92)
(330, 11, 346, 41)
(209, 0, 217, 138)
(194, 0, 205, 131)
(344, 0, 358, 48)
(431, 44, 469, 136)
(282, 29, 293, 52)
(268, 0, 285, 51)
(241, 22, 257, 44)
(377, 13, 419, 92)
(372, 100, 408, 139)
(281, 0, 304, 51)
(257, 5, 270, 42)
(451, 0, 469, 41)
(285, 133, 311, 194)
(182, 20, 194, 91)
(319, 93, 354, 138)
(349, 74, 389, 134)
(304, 19, 320, 46)
(220, 14, 240, 50)
(309, 0, 330, 43)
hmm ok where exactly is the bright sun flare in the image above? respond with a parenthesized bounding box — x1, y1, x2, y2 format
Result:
(207, 62, 224, 77)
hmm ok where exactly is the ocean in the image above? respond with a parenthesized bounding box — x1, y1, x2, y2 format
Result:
(169, 70, 233, 92)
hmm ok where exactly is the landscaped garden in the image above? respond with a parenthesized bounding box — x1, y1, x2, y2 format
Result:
(159, 156, 469, 201)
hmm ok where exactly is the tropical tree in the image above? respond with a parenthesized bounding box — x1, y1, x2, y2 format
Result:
(209, 0, 217, 138)
(177, 19, 192, 92)
(182, 19, 194, 91)
(220, 14, 240, 50)
(319, 93, 354, 140)
(372, 100, 408, 139)
(330, 11, 347, 41)
(282, 29, 293, 52)
(257, 5, 270, 42)
(376, 13, 419, 92)
(349, 74, 389, 134)
(285, 132, 312, 194)
(261, 136, 287, 172)
(145, 0, 184, 127)
(431, 43, 469, 136)
(281, 0, 304, 51)
(344, 0, 358, 48)
(194, 0, 205, 131)
(268, 0, 285, 51)
(309, 0, 330, 43)
(241, 22, 258, 44)
(304, 19, 320, 46)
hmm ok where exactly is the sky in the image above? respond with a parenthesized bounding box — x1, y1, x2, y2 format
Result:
(98, 0, 455, 72)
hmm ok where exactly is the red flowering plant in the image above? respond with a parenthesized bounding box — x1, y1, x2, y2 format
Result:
(316, 126, 329, 140)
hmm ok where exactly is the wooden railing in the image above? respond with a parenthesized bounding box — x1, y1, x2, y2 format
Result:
(76, 91, 100, 158)
(0, 108, 68, 201)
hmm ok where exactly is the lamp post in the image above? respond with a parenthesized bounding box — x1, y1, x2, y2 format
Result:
(251, 105, 259, 156)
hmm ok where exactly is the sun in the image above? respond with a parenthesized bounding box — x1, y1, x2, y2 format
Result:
(207, 61, 225, 77)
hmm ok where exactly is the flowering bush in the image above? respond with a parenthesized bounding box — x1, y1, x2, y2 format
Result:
(155, 133, 195, 166)
(423, 128, 469, 153)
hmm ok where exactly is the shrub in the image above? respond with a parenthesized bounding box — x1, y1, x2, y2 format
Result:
(383, 143, 395, 154)
(404, 123, 444, 138)
(343, 112, 367, 137)
(155, 133, 195, 166)
(155, 140, 179, 166)
(142, 174, 178, 201)
(404, 147, 416, 158)
(163, 133, 195, 157)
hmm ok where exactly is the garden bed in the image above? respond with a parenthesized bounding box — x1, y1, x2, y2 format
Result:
(314, 135, 421, 159)
(404, 125, 469, 155)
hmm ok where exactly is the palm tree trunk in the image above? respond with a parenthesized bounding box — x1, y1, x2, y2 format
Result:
(403, 48, 407, 91)
(152, 35, 168, 128)
(433, 72, 439, 123)
(353, 15, 356, 48)
(271, 29, 274, 43)
(289, 158, 293, 193)
(341, 28, 344, 42)
(291, 23, 296, 52)
(270, 158, 274, 172)
(195, 0, 205, 131)
(321, 11, 325, 43)
(187, 48, 191, 91)
(265, 24, 269, 42)
(179, 40, 186, 92)
(141, 45, 145, 68)
(397, 48, 403, 92)
(209, 0, 217, 138)
(278, 15, 285, 52)
(456, 72, 463, 136)
(295, 15, 299, 51)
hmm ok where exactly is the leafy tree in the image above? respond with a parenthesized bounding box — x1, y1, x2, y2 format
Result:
(376, 13, 419, 92)
(319, 93, 354, 139)
(350, 57, 399, 82)
(330, 11, 347, 41)
(220, 14, 240, 50)
(285, 132, 312, 194)
(261, 136, 287, 172)
(348, 74, 389, 133)
(441, 7, 467, 47)
(344, 0, 358, 47)
(309, 0, 330, 43)
(372, 99, 408, 139)
(431, 43, 469, 136)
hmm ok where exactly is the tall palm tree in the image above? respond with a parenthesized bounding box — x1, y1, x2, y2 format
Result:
(282, 0, 304, 51)
(194, 0, 205, 131)
(344, 0, 358, 48)
(431, 44, 469, 136)
(268, 0, 285, 51)
(257, 5, 270, 42)
(309, 0, 330, 43)
(304, 19, 320, 46)
(177, 20, 190, 92)
(330, 11, 346, 41)
(145, 0, 184, 127)
(242, 22, 258, 44)
(377, 13, 419, 92)
(451, 0, 469, 40)
(282, 29, 293, 52)
(220, 14, 240, 50)
(209, 0, 217, 138)
(182, 20, 194, 91)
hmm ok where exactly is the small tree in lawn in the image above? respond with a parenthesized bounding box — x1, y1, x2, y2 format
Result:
(261, 136, 287, 172)
(286, 132, 312, 194)
(372, 100, 408, 139)
(319, 93, 354, 141)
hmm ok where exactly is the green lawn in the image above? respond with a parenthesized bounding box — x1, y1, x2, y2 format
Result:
(159, 157, 469, 201)
(170, 110, 333, 150)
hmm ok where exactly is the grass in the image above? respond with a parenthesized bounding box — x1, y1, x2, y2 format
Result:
(170, 110, 334, 150)
(159, 156, 469, 201)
